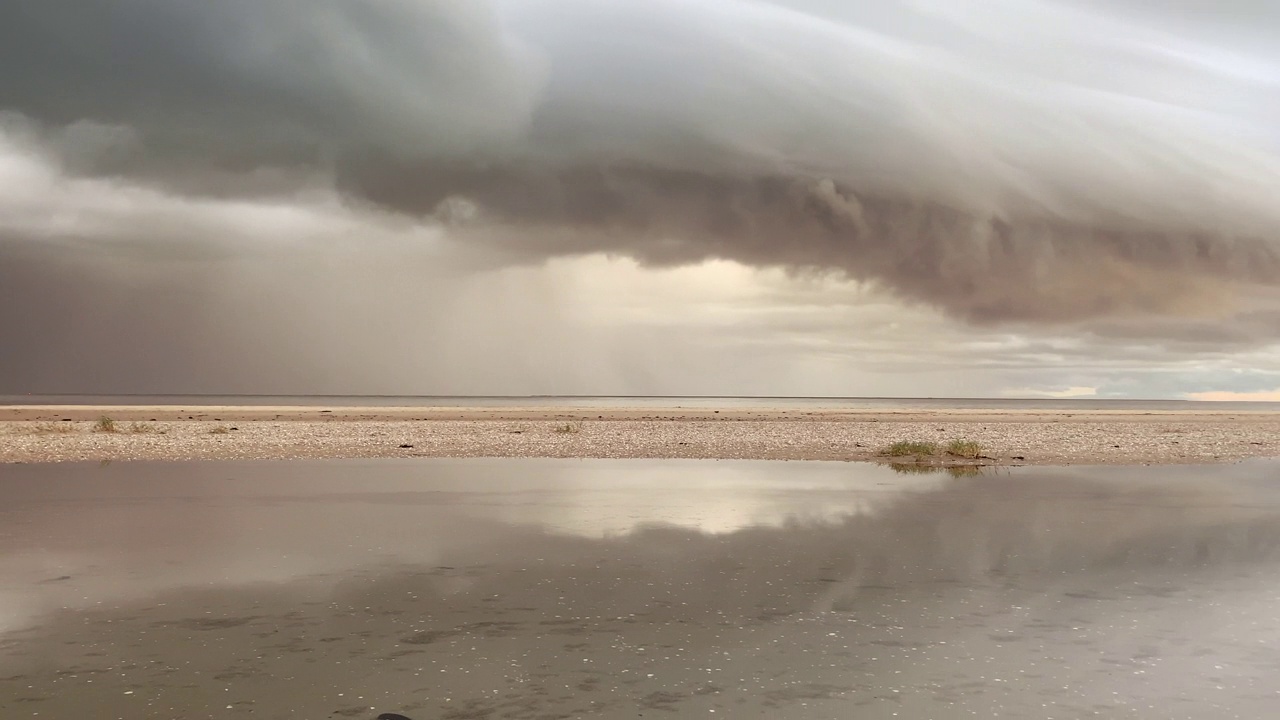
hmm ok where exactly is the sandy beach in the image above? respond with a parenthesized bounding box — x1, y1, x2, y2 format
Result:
(3, 404, 1279, 465)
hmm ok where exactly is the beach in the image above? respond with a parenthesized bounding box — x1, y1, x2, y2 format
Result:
(3, 405, 1279, 465)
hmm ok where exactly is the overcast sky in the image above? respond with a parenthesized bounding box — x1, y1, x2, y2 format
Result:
(2, 0, 1279, 398)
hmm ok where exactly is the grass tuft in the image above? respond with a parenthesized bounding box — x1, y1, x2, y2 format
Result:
(554, 422, 582, 434)
(882, 440, 938, 458)
(944, 439, 987, 459)
(128, 422, 159, 434)
(209, 426, 230, 435)
(94, 416, 117, 433)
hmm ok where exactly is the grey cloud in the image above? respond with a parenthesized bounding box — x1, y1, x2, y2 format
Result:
(0, 1, 542, 162)
(1, 0, 1279, 328)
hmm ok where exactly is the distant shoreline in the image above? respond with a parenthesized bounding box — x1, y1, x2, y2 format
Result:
(5, 394, 1280, 413)
(3, 404, 1279, 466)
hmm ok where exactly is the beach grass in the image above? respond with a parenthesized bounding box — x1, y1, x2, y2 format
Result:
(945, 439, 987, 459)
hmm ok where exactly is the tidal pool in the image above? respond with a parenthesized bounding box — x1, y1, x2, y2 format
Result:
(1, 458, 1278, 719)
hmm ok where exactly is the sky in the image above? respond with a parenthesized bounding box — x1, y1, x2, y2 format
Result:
(1, 0, 1279, 398)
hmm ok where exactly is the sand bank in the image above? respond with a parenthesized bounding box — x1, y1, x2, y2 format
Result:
(3, 404, 1279, 465)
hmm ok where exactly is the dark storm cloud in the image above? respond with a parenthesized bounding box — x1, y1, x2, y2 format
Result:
(1, 0, 1279, 324)
(0, 1, 542, 159)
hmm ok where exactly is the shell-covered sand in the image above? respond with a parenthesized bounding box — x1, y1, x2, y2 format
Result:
(3, 405, 1279, 465)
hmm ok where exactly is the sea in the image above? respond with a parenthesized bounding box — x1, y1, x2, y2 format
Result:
(3, 394, 1279, 412)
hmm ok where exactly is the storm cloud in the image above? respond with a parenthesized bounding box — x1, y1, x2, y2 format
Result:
(3, 0, 1279, 319)
(2, 1, 1279, 394)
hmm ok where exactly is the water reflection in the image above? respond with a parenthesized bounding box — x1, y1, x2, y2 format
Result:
(887, 462, 987, 478)
(0, 459, 948, 634)
(1, 458, 1279, 719)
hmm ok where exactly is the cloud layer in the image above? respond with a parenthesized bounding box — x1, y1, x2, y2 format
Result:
(2, 1, 1279, 394)
(3, 0, 1279, 321)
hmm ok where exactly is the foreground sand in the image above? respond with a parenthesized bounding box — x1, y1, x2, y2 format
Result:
(3, 405, 1280, 465)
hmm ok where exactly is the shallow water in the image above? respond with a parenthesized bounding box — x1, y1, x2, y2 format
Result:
(1, 458, 1279, 719)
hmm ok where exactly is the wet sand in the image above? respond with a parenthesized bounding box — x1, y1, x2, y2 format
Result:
(2, 458, 1280, 719)
(3, 404, 1280, 465)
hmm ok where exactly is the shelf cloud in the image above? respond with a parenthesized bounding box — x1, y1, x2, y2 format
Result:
(2, 0, 1278, 392)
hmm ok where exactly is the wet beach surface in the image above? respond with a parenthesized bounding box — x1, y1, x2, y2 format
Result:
(1, 458, 1279, 719)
